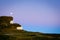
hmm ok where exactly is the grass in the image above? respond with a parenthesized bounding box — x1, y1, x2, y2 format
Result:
(0, 30, 60, 40)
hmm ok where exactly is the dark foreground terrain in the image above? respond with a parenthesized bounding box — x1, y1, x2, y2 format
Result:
(0, 16, 60, 40)
(0, 30, 60, 40)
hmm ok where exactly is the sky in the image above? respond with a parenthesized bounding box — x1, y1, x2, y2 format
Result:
(0, 0, 60, 34)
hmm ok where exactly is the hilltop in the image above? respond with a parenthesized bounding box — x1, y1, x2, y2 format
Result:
(0, 16, 60, 40)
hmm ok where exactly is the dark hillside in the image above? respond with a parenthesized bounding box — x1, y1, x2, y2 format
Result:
(0, 16, 60, 40)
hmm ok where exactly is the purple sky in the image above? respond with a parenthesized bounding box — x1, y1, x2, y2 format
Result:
(0, 0, 60, 34)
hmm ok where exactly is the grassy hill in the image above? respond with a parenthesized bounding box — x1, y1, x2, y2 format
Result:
(0, 16, 60, 40)
(0, 30, 60, 40)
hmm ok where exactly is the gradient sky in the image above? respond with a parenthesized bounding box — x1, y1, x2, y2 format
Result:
(0, 0, 60, 34)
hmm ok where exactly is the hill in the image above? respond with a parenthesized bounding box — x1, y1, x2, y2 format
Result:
(0, 30, 60, 40)
(0, 16, 60, 40)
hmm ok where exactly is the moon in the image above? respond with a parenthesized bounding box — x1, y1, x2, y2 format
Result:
(10, 12, 13, 15)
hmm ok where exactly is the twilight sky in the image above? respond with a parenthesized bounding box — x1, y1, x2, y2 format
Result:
(0, 0, 60, 34)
